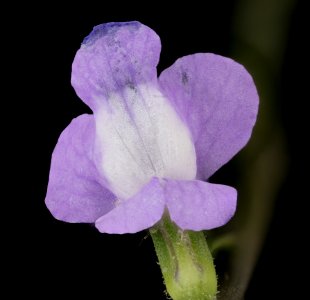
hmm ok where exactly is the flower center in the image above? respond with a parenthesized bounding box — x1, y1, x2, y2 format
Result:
(95, 84, 197, 200)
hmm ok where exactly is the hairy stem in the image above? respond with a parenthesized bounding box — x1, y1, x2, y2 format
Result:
(150, 214, 217, 300)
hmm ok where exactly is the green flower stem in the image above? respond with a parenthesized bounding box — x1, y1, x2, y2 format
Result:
(150, 214, 217, 300)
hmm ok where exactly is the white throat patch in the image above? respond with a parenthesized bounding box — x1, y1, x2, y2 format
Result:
(95, 84, 197, 200)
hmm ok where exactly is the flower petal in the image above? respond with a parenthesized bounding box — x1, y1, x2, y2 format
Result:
(165, 180, 237, 231)
(71, 22, 161, 110)
(95, 178, 165, 234)
(159, 53, 259, 179)
(45, 114, 115, 223)
(72, 22, 196, 201)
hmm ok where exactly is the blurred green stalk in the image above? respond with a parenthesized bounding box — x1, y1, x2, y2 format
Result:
(217, 0, 295, 299)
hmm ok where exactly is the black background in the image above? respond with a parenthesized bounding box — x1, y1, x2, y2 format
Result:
(14, 1, 306, 299)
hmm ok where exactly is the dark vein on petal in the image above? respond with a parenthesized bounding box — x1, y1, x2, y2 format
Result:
(112, 126, 148, 175)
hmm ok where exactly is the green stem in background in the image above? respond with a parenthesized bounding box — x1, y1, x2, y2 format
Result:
(150, 214, 217, 300)
(216, 0, 295, 298)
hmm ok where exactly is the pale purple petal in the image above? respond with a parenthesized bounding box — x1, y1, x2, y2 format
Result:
(159, 53, 259, 179)
(45, 114, 115, 223)
(72, 23, 196, 201)
(95, 178, 165, 234)
(95, 177, 236, 233)
(71, 21, 161, 111)
(165, 180, 237, 231)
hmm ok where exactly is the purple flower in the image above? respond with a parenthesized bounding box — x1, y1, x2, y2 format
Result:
(45, 22, 258, 234)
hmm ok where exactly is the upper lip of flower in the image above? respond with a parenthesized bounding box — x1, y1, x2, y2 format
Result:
(45, 21, 259, 234)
